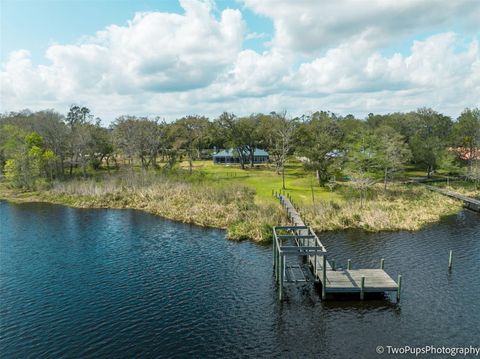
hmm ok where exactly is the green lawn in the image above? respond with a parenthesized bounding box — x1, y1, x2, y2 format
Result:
(404, 165, 428, 177)
(403, 164, 466, 179)
(177, 159, 343, 205)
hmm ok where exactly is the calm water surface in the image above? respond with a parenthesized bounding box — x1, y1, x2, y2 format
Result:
(1, 201, 479, 358)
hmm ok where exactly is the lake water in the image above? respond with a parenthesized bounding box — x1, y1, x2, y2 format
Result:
(1, 201, 479, 358)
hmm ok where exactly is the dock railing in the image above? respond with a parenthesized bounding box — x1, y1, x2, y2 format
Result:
(273, 225, 326, 300)
(273, 190, 401, 302)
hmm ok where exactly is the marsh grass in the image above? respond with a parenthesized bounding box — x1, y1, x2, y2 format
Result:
(44, 171, 285, 241)
(299, 183, 461, 232)
(0, 163, 464, 241)
(432, 180, 480, 199)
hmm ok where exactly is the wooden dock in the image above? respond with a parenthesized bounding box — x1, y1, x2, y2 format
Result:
(273, 192, 400, 301)
(425, 185, 480, 212)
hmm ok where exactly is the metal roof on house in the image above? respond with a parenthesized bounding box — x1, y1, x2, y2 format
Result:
(213, 148, 269, 157)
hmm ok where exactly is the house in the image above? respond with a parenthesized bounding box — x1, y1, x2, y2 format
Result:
(213, 148, 269, 164)
(448, 147, 480, 161)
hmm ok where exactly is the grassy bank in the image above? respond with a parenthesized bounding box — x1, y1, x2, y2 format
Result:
(0, 172, 285, 242)
(298, 183, 462, 232)
(431, 180, 479, 199)
(176, 160, 344, 203)
(0, 160, 464, 241)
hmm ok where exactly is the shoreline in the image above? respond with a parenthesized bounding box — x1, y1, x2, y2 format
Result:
(0, 188, 230, 231)
(0, 182, 285, 242)
(0, 183, 464, 240)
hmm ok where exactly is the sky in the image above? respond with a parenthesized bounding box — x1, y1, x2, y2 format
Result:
(1, 0, 479, 123)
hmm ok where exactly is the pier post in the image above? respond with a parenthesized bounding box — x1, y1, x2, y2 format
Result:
(347, 259, 352, 270)
(397, 275, 402, 301)
(276, 248, 279, 283)
(322, 255, 327, 300)
(380, 258, 385, 270)
(279, 252, 284, 300)
(331, 259, 335, 271)
(274, 246, 278, 281)
(272, 236, 276, 268)
(448, 250, 453, 271)
(277, 250, 282, 284)
(360, 276, 365, 300)
(277, 251, 280, 281)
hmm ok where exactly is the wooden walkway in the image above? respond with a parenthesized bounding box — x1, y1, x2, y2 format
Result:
(425, 185, 480, 212)
(273, 193, 400, 301)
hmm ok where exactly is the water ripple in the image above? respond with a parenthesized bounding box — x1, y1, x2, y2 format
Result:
(1, 201, 479, 358)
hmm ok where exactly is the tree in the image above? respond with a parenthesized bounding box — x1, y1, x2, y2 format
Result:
(216, 112, 249, 169)
(34, 111, 68, 178)
(345, 129, 377, 206)
(345, 126, 411, 199)
(217, 114, 263, 169)
(1, 128, 55, 189)
(88, 120, 114, 171)
(339, 114, 366, 135)
(373, 126, 412, 190)
(0, 110, 67, 178)
(296, 112, 344, 185)
(112, 116, 163, 170)
(470, 159, 480, 190)
(408, 108, 453, 177)
(65, 105, 93, 176)
(112, 116, 138, 166)
(239, 116, 263, 168)
(259, 112, 296, 189)
(452, 108, 480, 173)
(172, 116, 211, 174)
(76, 123, 95, 178)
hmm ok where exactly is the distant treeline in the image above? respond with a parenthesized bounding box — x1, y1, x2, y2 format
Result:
(0, 106, 479, 190)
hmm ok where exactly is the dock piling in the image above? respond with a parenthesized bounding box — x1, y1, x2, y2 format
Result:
(360, 276, 365, 300)
(272, 236, 276, 267)
(322, 255, 327, 300)
(273, 194, 399, 302)
(448, 250, 453, 271)
(397, 275, 402, 301)
(279, 252, 284, 300)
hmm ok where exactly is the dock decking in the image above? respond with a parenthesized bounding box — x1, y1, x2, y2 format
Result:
(273, 192, 401, 301)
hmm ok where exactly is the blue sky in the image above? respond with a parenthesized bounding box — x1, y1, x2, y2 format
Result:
(1, 0, 273, 63)
(1, 0, 479, 122)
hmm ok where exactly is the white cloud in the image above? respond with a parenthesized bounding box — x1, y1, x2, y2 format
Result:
(242, 0, 480, 54)
(1, 0, 244, 107)
(210, 49, 292, 98)
(245, 32, 266, 40)
(1, 50, 53, 100)
(206, 31, 479, 116)
(0, 0, 479, 121)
